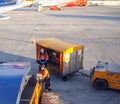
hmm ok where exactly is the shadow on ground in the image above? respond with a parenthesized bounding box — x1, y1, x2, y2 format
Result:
(0, 51, 39, 75)
(47, 14, 120, 21)
(0, 37, 31, 43)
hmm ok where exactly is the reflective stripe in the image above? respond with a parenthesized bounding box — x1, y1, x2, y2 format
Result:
(40, 61, 46, 64)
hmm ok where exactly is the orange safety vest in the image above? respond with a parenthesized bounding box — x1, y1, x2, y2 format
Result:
(39, 68, 50, 80)
(40, 52, 49, 60)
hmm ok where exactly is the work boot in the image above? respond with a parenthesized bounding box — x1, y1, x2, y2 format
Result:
(44, 89, 48, 93)
(48, 87, 52, 91)
(48, 88, 52, 91)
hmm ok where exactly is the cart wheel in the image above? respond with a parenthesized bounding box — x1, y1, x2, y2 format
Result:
(94, 79, 108, 90)
(62, 76, 68, 81)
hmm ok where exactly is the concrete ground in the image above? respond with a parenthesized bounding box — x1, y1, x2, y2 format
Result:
(0, 6, 120, 104)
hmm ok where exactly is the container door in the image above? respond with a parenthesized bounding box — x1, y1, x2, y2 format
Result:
(76, 50, 83, 69)
(63, 53, 70, 76)
(63, 52, 77, 76)
(69, 52, 77, 72)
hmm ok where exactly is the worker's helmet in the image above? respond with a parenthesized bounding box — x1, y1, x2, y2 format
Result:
(41, 65, 45, 70)
(41, 48, 44, 53)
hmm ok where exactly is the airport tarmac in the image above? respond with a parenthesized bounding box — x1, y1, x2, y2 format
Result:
(0, 6, 120, 104)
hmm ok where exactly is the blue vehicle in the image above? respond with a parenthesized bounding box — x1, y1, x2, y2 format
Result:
(0, 0, 16, 6)
(0, 0, 33, 20)
(0, 62, 31, 104)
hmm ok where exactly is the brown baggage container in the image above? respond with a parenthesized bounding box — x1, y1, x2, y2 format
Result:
(36, 38, 84, 78)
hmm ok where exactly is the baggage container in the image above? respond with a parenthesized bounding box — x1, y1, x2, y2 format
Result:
(36, 38, 84, 78)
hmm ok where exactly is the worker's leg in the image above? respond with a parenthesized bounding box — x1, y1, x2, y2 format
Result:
(44, 78, 51, 92)
(45, 79, 48, 89)
(47, 78, 52, 91)
(44, 79, 49, 92)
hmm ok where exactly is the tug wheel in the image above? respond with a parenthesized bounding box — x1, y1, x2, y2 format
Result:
(94, 79, 108, 90)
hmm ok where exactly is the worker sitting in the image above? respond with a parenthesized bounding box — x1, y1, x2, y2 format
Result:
(37, 65, 52, 92)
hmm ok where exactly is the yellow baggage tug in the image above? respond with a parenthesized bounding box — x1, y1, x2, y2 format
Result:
(91, 61, 120, 90)
(36, 38, 84, 80)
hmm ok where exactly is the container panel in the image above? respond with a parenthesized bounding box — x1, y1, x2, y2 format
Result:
(77, 61, 82, 69)
(71, 51, 76, 58)
(69, 52, 77, 72)
(77, 50, 82, 69)
(63, 62, 70, 76)
(70, 59, 76, 71)
(78, 56, 82, 61)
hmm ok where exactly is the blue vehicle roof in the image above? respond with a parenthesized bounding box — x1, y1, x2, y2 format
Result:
(0, 62, 31, 104)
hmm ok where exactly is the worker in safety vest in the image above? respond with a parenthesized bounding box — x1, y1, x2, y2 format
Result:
(38, 48, 49, 70)
(37, 65, 52, 92)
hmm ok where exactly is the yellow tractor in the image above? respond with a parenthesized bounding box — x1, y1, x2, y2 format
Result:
(90, 61, 120, 90)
